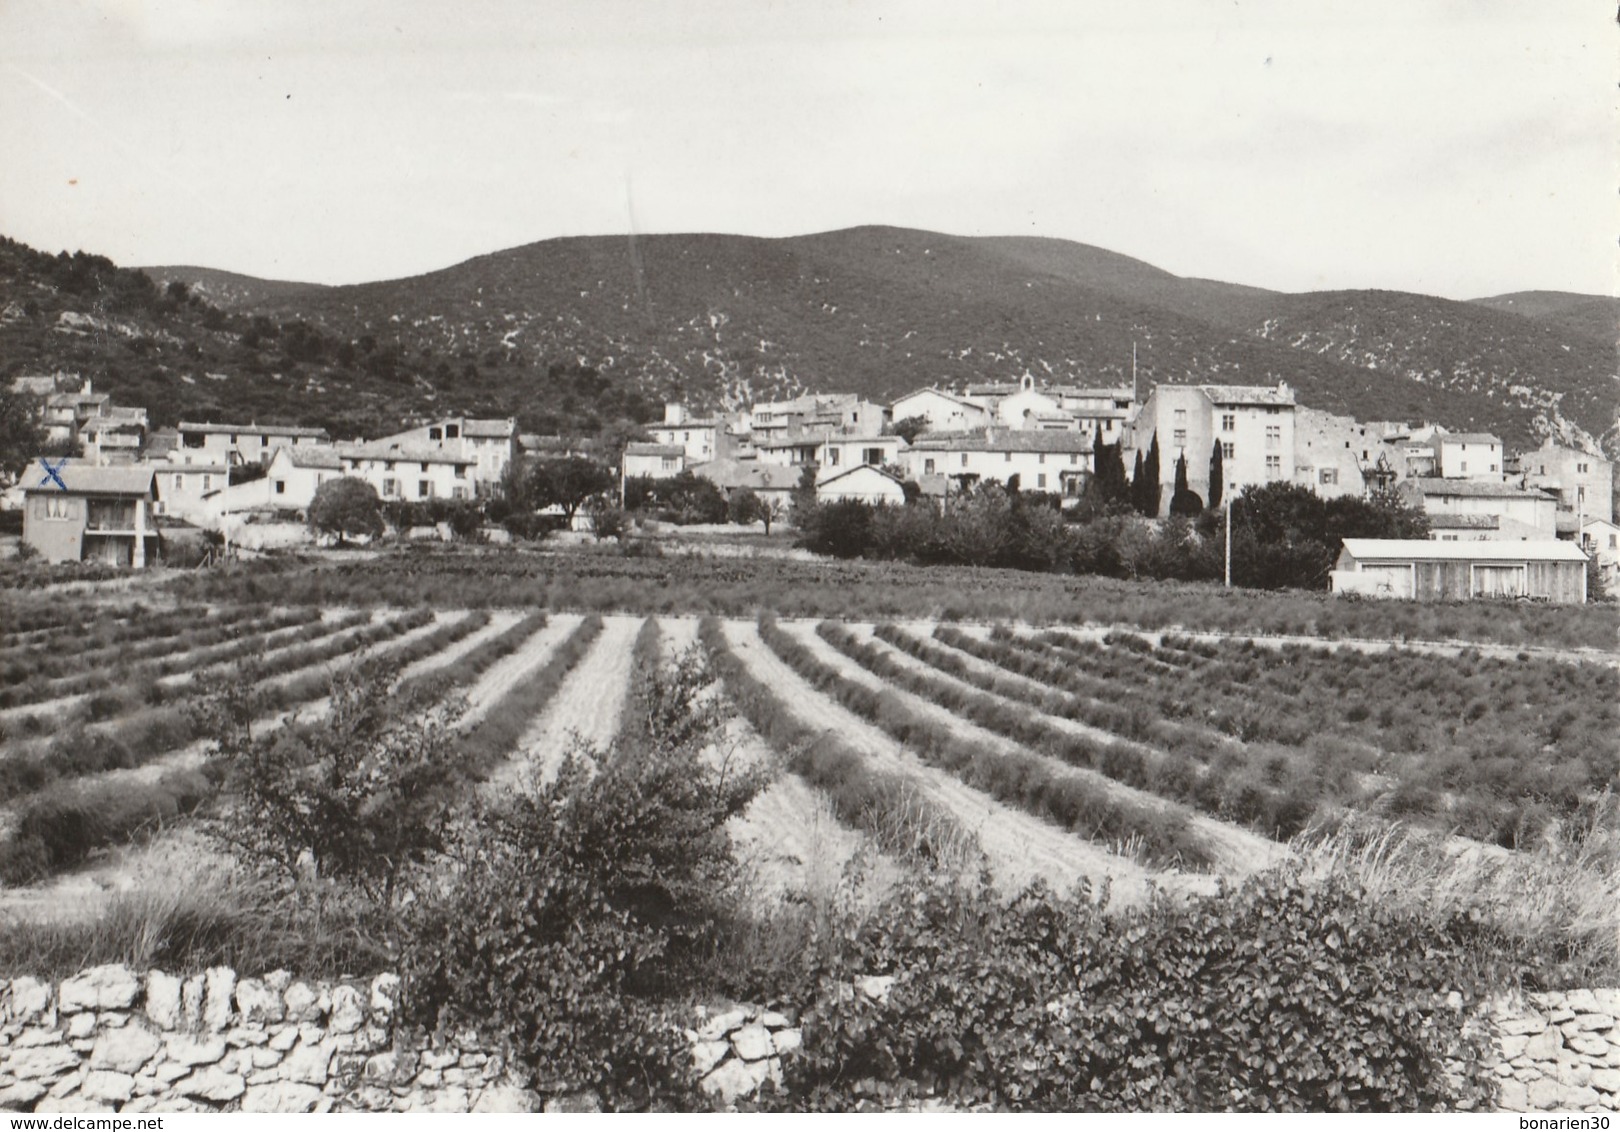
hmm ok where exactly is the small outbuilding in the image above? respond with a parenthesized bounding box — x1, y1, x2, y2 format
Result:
(1331, 538, 1588, 603)
(816, 464, 908, 506)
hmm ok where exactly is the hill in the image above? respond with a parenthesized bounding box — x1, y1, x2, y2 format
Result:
(1471, 291, 1619, 349)
(4, 227, 1613, 453)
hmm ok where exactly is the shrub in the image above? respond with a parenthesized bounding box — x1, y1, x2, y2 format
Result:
(399, 643, 763, 1109)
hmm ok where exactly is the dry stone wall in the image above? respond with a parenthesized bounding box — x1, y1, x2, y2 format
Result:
(0, 965, 1613, 1112)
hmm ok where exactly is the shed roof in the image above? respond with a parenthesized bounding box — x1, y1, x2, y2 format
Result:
(337, 442, 473, 465)
(689, 458, 801, 491)
(1341, 538, 1586, 563)
(1197, 383, 1295, 407)
(1436, 433, 1502, 446)
(817, 464, 906, 489)
(278, 446, 345, 470)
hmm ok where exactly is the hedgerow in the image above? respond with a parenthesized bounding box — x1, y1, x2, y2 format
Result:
(753, 866, 1505, 1111)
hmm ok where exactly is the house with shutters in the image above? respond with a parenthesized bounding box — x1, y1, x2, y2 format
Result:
(1125, 382, 1297, 514)
(22, 462, 160, 566)
(175, 421, 331, 467)
(898, 428, 1092, 497)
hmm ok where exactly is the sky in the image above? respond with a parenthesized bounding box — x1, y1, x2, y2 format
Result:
(1, 0, 1615, 298)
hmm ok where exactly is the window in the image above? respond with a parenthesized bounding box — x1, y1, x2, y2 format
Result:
(173, 475, 183, 492)
(1221, 441, 1235, 459)
(201, 474, 212, 491)
(1174, 409, 1187, 424)
(1610, 534, 1617, 550)
(1578, 462, 1589, 474)
(1265, 455, 1281, 479)
(684, 432, 691, 442)
(383, 478, 397, 497)
(1037, 474, 1047, 489)
(259, 435, 267, 447)
(1069, 454, 1078, 465)
(1221, 414, 1236, 432)
(1265, 425, 1280, 449)
(455, 465, 467, 479)
(1319, 468, 1338, 485)
(445, 424, 459, 439)
(1038, 453, 1046, 465)
(420, 462, 429, 473)
(827, 448, 840, 467)
(1460, 461, 1467, 473)
(1004, 452, 1012, 462)
(274, 480, 286, 495)
(1577, 486, 1587, 504)
(864, 448, 883, 465)
(419, 480, 431, 498)
(429, 427, 442, 441)
(41, 494, 71, 520)
(1173, 429, 1187, 446)
(660, 457, 675, 471)
(961, 454, 968, 467)
(229, 434, 237, 444)
(452, 486, 469, 501)
(924, 458, 936, 474)
(386, 461, 396, 471)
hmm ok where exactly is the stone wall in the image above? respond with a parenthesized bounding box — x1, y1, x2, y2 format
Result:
(0, 966, 1613, 1112)
(1488, 990, 1620, 1113)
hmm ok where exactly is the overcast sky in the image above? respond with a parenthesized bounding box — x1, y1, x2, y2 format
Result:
(2, 0, 1614, 298)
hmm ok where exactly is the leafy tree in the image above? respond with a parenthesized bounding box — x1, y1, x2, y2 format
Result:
(307, 476, 384, 546)
(728, 486, 766, 527)
(889, 415, 929, 444)
(1169, 453, 1203, 516)
(1209, 440, 1225, 512)
(0, 392, 45, 484)
(196, 666, 463, 911)
(524, 455, 614, 524)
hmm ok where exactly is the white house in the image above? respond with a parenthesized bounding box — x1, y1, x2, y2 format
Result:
(1433, 433, 1504, 481)
(816, 465, 908, 506)
(622, 443, 686, 479)
(367, 417, 517, 487)
(650, 404, 734, 463)
(175, 421, 331, 467)
(899, 428, 1092, 497)
(1048, 385, 1136, 442)
(889, 388, 992, 433)
(1397, 478, 1557, 540)
(819, 435, 907, 474)
(1579, 518, 1619, 593)
(154, 461, 231, 523)
(994, 379, 1076, 432)
(335, 442, 477, 502)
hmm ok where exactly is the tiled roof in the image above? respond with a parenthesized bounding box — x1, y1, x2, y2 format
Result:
(1404, 478, 1551, 500)
(23, 462, 155, 495)
(691, 459, 803, 491)
(624, 443, 685, 457)
(281, 447, 345, 470)
(337, 443, 473, 465)
(178, 421, 330, 438)
(907, 428, 1093, 455)
(1437, 433, 1502, 446)
(1197, 384, 1295, 406)
(1428, 514, 1499, 529)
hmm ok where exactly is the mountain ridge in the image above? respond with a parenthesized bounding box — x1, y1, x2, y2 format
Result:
(3, 227, 1611, 455)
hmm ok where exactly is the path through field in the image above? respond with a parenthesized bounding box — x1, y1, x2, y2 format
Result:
(722, 619, 1174, 902)
(459, 614, 584, 725)
(486, 615, 641, 790)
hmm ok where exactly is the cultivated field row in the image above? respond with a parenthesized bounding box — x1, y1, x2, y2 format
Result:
(3, 602, 1610, 922)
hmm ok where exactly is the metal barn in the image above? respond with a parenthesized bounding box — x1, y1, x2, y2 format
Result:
(1331, 539, 1588, 603)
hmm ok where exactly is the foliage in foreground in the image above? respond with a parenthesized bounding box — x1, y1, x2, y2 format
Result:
(747, 867, 1504, 1112)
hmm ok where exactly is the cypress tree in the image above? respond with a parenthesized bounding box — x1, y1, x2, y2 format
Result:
(1209, 440, 1225, 511)
(1143, 433, 1162, 517)
(1131, 450, 1146, 512)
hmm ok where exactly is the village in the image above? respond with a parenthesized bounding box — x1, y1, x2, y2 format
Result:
(7, 370, 1615, 601)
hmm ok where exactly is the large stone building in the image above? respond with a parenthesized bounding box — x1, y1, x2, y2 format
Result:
(1126, 382, 1296, 513)
(1520, 439, 1614, 528)
(1292, 407, 1405, 499)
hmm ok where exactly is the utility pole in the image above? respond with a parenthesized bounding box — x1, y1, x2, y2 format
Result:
(1224, 497, 1233, 588)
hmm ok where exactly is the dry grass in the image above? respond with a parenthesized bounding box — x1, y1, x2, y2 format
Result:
(1292, 795, 1620, 985)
